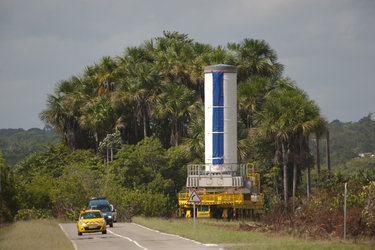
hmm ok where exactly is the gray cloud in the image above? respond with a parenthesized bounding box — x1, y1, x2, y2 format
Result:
(0, 0, 374, 128)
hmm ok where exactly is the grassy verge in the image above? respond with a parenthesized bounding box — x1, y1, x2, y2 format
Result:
(0, 219, 74, 250)
(133, 217, 374, 250)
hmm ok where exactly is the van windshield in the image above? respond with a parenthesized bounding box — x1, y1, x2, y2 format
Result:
(90, 204, 111, 212)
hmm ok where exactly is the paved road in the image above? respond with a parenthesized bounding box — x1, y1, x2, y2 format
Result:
(60, 223, 221, 250)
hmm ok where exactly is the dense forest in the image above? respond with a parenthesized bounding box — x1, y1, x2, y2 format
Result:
(0, 128, 60, 166)
(1, 32, 374, 237)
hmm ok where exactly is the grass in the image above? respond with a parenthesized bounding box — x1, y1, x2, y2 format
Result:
(133, 217, 375, 250)
(0, 219, 74, 250)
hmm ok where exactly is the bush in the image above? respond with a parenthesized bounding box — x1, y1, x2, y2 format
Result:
(107, 187, 174, 221)
(0, 155, 21, 223)
(262, 177, 375, 239)
(14, 208, 52, 221)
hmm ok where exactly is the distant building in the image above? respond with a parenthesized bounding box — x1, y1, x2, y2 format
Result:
(358, 152, 374, 158)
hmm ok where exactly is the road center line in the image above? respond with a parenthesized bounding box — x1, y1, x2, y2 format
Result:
(107, 229, 149, 250)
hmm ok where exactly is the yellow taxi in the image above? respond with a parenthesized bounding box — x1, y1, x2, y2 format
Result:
(77, 209, 107, 236)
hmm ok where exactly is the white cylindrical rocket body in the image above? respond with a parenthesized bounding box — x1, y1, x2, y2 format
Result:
(204, 64, 237, 172)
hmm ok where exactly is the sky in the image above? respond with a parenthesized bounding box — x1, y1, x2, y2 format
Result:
(0, 0, 374, 129)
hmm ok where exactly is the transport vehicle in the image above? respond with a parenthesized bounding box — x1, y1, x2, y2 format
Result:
(87, 197, 117, 227)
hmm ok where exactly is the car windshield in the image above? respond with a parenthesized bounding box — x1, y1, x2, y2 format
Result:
(90, 204, 111, 212)
(80, 211, 102, 219)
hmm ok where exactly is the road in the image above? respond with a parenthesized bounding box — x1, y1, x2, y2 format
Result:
(60, 222, 221, 250)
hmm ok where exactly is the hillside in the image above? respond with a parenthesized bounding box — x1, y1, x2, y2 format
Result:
(312, 113, 375, 175)
(0, 128, 60, 166)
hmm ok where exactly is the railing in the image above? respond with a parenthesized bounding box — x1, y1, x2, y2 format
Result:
(187, 164, 247, 177)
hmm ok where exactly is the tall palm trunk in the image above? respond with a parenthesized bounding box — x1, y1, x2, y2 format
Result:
(292, 161, 297, 209)
(106, 147, 109, 164)
(282, 142, 288, 207)
(171, 120, 179, 146)
(142, 105, 147, 138)
(326, 130, 331, 172)
(306, 165, 311, 198)
(133, 116, 138, 142)
(315, 137, 320, 176)
(94, 130, 99, 151)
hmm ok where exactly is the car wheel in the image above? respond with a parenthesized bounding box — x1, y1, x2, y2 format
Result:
(110, 222, 113, 227)
(102, 230, 107, 234)
(78, 231, 82, 236)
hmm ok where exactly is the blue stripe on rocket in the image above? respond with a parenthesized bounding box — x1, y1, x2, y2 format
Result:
(212, 71, 224, 165)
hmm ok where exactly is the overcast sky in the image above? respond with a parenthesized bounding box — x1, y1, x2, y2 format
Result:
(0, 0, 374, 129)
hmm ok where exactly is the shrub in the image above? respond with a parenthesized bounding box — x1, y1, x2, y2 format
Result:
(14, 208, 52, 221)
(107, 187, 173, 221)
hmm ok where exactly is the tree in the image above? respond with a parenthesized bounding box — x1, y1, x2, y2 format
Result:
(237, 76, 273, 128)
(90, 56, 118, 96)
(124, 62, 162, 139)
(313, 118, 328, 177)
(79, 96, 117, 150)
(0, 154, 20, 222)
(40, 76, 91, 150)
(255, 84, 293, 206)
(99, 131, 123, 163)
(288, 94, 325, 207)
(111, 137, 170, 190)
(228, 38, 284, 81)
(156, 84, 196, 146)
(181, 103, 205, 161)
(255, 79, 324, 207)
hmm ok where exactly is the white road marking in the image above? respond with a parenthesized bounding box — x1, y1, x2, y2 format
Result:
(108, 229, 149, 250)
(132, 223, 219, 247)
(59, 224, 78, 250)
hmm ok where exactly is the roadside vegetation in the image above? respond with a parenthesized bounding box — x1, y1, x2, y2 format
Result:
(0, 31, 374, 243)
(0, 219, 74, 250)
(133, 217, 374, 249)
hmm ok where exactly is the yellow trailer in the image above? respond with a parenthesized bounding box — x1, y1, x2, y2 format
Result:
(179, 163, 264, 219)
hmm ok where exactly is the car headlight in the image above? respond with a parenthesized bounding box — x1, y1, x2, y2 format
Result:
(79, 221, 86, 225)
(100, 219, 106, 224)
(108, 216, 112, 219)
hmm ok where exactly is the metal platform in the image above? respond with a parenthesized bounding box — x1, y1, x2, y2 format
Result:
(186, 164, 246, 187)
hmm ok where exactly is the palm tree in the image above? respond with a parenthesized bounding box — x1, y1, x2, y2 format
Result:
(126, 62, 162, 139)
(255, 88, 292, 206)
(228, 38, 284, 82)
(79, 96, 117, 150)
(156, 83, 196, 146)
(289, 94, 324, 207)
(255, 79, 325, 207)
(181, 103, 205, 161)
(237, 76, 273, 128)
(40, 93, 68, 142)
(40, 76, 88, 149)
(314, 119, 327, 176)
(91, 56, 118, 96)
(153, 32, 194, 91)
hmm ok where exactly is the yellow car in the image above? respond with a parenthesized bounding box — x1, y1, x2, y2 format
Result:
(77, 209, 107, 236)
